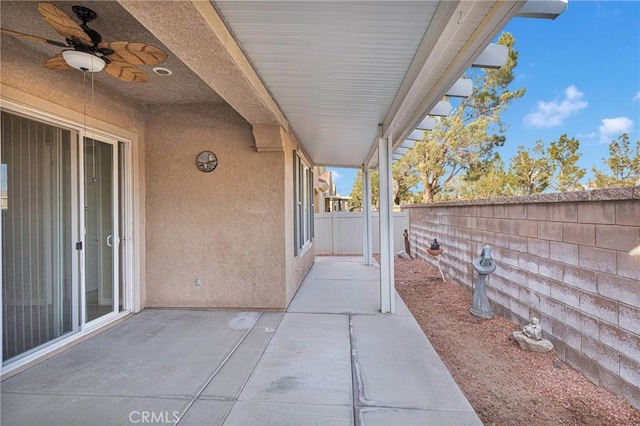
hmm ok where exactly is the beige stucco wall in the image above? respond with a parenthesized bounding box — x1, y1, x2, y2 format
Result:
(1, 37, 314, 313)
(145, 103, 290, 309)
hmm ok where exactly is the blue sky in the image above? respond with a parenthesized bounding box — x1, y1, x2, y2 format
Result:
(329, 1, 640, 196)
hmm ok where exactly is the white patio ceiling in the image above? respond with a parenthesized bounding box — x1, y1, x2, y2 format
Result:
(213, 0, 526, 168)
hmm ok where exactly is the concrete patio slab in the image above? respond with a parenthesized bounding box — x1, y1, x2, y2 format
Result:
(237, 313, 352, 406)
(1, 393, 189, 426)
(357, 406, 482, 426)
(1, 256, 482, 425)
(224, 401, 353, 426)
(202, 313, 282, 399)
(306, 257, 381, 282)
(287, 278, 412, 316)
(176, 399, 233, 426)
(2, 310, 256, 398)
(350, 314, 477, 414)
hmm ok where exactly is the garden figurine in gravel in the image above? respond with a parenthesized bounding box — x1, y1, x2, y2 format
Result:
(522, 317, 542, 340)
(403, 229, 413, 259)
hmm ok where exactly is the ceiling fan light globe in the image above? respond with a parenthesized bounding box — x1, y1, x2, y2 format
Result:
(62, 50, 105, 72)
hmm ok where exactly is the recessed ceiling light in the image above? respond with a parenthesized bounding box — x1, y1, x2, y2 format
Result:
(152, 67, 172, 76)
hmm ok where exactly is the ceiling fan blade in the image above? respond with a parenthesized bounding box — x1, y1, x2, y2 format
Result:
(44, 53, 71, 70)
(1, 28, 67, 47)
(99, 41, 167, 66)
(38, 2, 91, 45)
(104, 61, 149, 83)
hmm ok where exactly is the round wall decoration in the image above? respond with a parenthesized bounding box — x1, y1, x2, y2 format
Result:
(196, 151, 218, 172)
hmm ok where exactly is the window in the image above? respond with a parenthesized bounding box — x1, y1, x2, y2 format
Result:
(294, 150, 314, 255)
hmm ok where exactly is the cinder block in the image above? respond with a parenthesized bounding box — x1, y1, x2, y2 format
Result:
(538, 258, 565, 282)
(518, 253, 539, 274)
(527, 238, 550, 259)
(563, 223, 596, 246)
(597, 273, 640, 308)
(538, 221, 563, 242)
(501, 219, 519, 235)
(581, 335, 620, 375)
(495, 264, 528, 286)
(519, 287, 540, 310)
(578, 202, 616, 224)
(508, 204, 527, 219)
(528, 274, 554, 296)
(554, 321, 582, 351)
(496, 247, 519, 267)
(493, 288, 511, 309)
(596, 224, 640, 252)
(527, 203, 550, 221)
(599, 322, 640, 361)
(563, 265, 597, 293)
(565, 305, 599, 337)
(481, 205, 494, 218)
(599, 367, 640, 412)
(547, 334, 566, 361)
(487, 218, 502, 233)
(549, 242, 579, 266)
(579, 246, 617, 275)
(511, 298, 530, 320)
(540, 294, 566, 322)
(580, 292, 618, 325)
(494, 205, 508, 218)
(550, 282, 580, 307)
(509, 235, 529, 252)
(615, 200, 640, 226)
(481, 231, 496, 246)
(620, 355, 640, 388)
(518, 220, 538, 237)
(619, 303, 640, 333)
(549, 203, 578, 222)
(538, 314, 553, 334)
(491, 274, 521, 298)
(617, 251, 640, 280)
(476, 217, 489, 231)
(565, 346, 599, 384)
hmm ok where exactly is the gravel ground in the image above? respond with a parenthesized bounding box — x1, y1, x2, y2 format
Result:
(389, 255, 640, 426)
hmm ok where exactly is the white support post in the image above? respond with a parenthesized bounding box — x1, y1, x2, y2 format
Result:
(362, 166, 373, 265)
(378, 136, 395, 314)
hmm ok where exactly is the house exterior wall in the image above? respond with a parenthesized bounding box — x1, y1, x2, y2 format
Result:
(145, 103, 290, 310)
(283, 131, 315, 305)
(0, 47, 148, 312)
(404, 187, 640, 409)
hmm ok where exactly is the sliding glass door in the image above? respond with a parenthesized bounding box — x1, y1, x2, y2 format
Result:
(1, 112, 75, 361)
(1, 110, 130, 365)
(83, 137, 119, 323)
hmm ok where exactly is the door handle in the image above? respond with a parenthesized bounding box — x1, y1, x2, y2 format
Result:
(106, 234, 113, 247)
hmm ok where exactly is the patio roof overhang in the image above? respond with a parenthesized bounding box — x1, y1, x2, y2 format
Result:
(1, 1, 566, 168)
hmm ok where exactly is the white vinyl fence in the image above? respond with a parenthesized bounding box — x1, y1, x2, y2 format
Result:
(314, 211, 409, 255)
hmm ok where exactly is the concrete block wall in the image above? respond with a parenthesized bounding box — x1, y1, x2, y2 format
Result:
(404, 186, 640, 409)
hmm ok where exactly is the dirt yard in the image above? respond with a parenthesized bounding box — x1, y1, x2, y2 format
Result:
(390, 256, 640, 426)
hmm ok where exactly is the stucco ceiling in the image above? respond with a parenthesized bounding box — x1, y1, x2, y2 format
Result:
(0, 1, 224, 105)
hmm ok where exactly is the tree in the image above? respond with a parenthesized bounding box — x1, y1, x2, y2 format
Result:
(349, 170, 379, 211)
(348, 161, 419, 210)
(508, 140, 555, 195)
(460, 154, 514, 199)
(591, 133, 640, 188)
(404, 32, 525, 203)
(392, 156, 420, 205)
(548, 134, 586, 192)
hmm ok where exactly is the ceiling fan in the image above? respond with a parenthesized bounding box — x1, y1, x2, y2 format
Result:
(0, 2, 168, 83)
